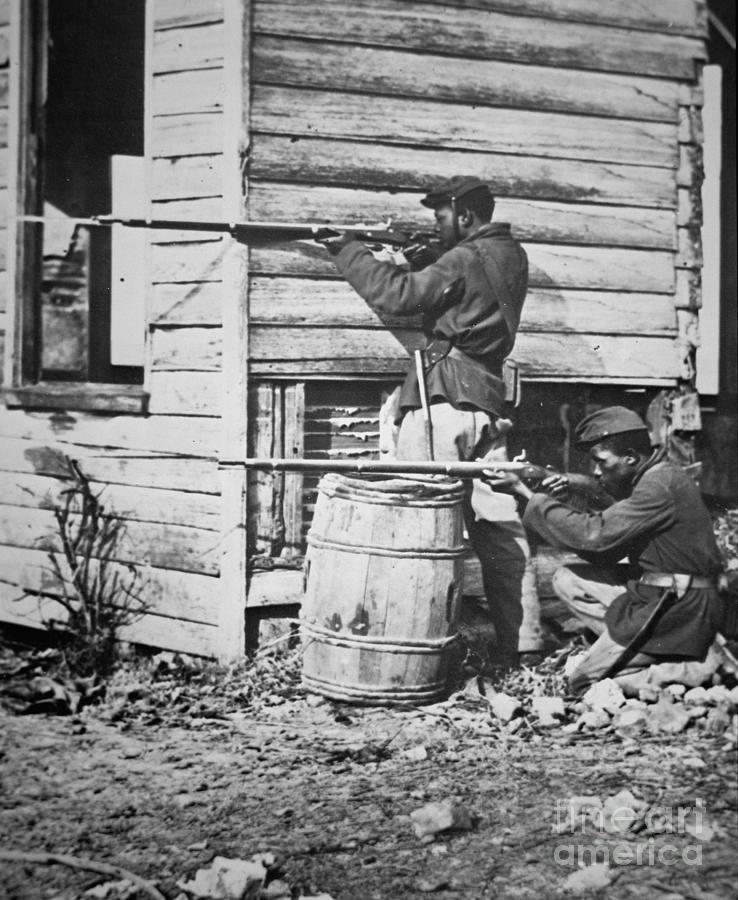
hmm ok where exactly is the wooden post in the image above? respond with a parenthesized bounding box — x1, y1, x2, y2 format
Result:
(217, 0, 251, 660)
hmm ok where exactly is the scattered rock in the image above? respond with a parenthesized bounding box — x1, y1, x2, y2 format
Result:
(684, 686, 709, 705)
(703, 706, 732, 734)
(178, 855, 267, 899)
(578, 709, 610, 730)
(259, 880, 292, 899)
(581, 679, 626, 715)
(704, 685, 733, 706)
(645, 694, 690, 734)
(530, 696, 565, 727)
(487, 692, 521, 722)
(415, 877, 451, 893)
(402, 745, 428, 761)
(84, 880, 137, 899)
(665, 683, 686, 698)
(409, 800, 474, 839)
(602, 790, 646, 833)
(614, 707, 647, 737)
(561, 862, 612, 894)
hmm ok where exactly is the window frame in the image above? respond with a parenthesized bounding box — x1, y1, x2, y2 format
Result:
(2, 0, 150, 415)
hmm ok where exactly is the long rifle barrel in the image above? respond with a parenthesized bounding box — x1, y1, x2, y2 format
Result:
(17, 215, 419, 246)
(221, 457, 548, 481)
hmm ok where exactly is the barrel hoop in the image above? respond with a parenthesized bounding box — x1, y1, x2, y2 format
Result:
(306, 535, 465, 559)
(302, 621, 458, 652)
(302, 674, 446, 703)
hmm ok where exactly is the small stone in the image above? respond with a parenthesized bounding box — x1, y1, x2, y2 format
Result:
(615, 708, 647, 737)
(686, 705, 708, 719)
(666, 683, 686, 697)
(409, 800, 474, 839)
(684, 686, 709, 705)
(187, 840, 208, 851)
(402, 745, 428, 761)
(488, 692, 521, 722)
(638, 685, 660, 703)
(704, 685, 733, 706)
(578, 709, 610, 730)
(561, 862, 612, 894)
(645, 694, 690, 734)
(121, 747, 142, 759)
(260, 880, 292, 899)
(531, 695, 565, 727)
(682, 756, 706, 768)
(703, 706, 732, 734)
(582, 679, 626, 714)
(175, 794, 207, 809)
(177, 856, 266, 899)
(305, 693, 326, 708)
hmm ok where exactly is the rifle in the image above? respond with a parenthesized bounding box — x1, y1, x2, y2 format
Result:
(19, 214, 439, 253)
(222, 457, 556, 487)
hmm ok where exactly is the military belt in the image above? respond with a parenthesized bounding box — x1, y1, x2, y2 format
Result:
(639, 573, 718, 590)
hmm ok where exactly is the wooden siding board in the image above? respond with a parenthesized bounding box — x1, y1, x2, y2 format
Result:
(247, 184, 677, 250)
(415, 0, 706, 37)
(251, 87, 679, 169)
(0, 435, 221, 494)
(251, 136, 677, 209)
(252, 1, 705, 79)
(148, 370, 223, 416)
(248, 243, 676, 293)
(248, 279, 678, 336)
(151, 154, 223, 200)
(0, 545, 220, 625)
(152, 240, 225, 283)
(253, 36, 681, 123)
(151, 112, 224, 158)
(153, 23, 225, 73)
(154, 0, 224, 30)
(151, 282, 222, 325)
(148, 323, 679, 381)
(0, 505, 220, 575)
(153, 67, 225, 115)
(0, 408, 220, 458)
(0, 582, 218, 656)
(0, 471, 220, 530)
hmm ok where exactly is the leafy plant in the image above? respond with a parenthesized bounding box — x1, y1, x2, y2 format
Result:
(43, 458, 148, 677)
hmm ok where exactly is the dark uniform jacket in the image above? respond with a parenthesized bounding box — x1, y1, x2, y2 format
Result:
(522, 450, 725, 658)
(333, 222, 528, 419)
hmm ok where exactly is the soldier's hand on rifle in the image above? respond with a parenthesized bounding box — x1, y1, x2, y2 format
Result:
(482, 468, 534, 501)
(403, 233, 442, 271)
(315, 230, 358, 255)
(541, 473, 570, 497)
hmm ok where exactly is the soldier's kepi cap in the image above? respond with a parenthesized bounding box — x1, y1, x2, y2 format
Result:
(574, 406, 649, 447)
(421, 175, 493, 209)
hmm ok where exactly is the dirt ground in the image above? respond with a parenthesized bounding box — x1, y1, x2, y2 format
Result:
(1, 642, 737, 900)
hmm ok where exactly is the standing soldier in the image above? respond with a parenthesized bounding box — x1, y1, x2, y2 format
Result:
(321, 176, 544, 668)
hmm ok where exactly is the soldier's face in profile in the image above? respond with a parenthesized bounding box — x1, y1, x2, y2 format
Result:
(434, 204, 458, 249)
(590, 445, 637, 499)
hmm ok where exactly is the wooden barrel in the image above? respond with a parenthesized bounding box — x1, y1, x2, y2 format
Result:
(301, 473, 466, 705)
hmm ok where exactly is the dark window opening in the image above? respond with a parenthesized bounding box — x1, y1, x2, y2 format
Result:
(39, 0, 146, 385)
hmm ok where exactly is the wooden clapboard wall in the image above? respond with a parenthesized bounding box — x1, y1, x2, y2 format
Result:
(0, 0, 232, 656)
(245, 0, 706, 384)
(243, 0, 708, 603)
